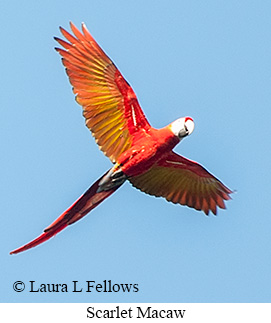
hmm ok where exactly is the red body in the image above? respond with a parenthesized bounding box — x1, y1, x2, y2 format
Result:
(10, 23, 232, 255)
(119, 127, 180, 177)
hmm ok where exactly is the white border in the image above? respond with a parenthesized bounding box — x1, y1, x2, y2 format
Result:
(1, 303, 271, 322)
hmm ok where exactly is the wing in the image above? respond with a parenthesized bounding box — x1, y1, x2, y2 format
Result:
(129, 151, 232, 215)
(55, 22, 151, 163)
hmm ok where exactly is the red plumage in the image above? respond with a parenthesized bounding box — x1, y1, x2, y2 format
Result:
(10, 23, 232, 254)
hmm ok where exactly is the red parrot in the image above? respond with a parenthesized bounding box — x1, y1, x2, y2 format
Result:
(10, 23, 232, 255)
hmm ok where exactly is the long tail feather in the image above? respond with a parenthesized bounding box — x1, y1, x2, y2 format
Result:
(10, 170, 123, 255)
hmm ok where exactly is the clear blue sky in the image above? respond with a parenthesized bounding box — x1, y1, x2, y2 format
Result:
(1, 0, 271, 302)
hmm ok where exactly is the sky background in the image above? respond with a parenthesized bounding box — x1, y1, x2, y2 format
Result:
(1, 0, 271, 303)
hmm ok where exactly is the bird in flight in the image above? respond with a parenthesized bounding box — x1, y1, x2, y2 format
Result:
(10, 23, 232, 254)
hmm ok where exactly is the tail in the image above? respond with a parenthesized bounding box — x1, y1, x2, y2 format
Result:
(10, 169, 124, 255)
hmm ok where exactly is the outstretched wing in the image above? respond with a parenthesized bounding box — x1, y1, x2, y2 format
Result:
(129, 151, 232, 215)
(55, 22, 150, 163)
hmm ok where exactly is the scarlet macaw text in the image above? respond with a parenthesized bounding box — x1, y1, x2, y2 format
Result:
(87, 306, 186, 319)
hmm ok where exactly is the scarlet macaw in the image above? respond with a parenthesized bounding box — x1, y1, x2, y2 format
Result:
(10, 23, 232, 255)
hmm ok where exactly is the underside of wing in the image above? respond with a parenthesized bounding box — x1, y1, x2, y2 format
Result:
(129, 151, 232, 215)
(55, 22, 150, 163)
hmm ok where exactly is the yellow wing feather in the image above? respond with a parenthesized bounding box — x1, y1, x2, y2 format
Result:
(129, 152, 232, 215)
(56, 22, 150, 163)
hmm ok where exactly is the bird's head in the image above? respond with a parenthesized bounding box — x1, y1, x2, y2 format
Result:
(170, 117, 195, 140)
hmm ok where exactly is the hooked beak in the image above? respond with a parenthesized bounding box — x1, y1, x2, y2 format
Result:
(178, 127, 189, 138)
(179, 118, 194, 138)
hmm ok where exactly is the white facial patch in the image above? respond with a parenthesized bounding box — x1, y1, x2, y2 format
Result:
(170, 118, 186, 137)
(170, 117, 195, 138)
